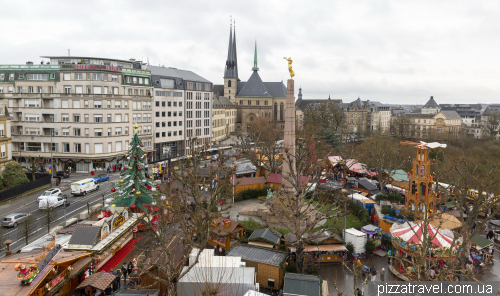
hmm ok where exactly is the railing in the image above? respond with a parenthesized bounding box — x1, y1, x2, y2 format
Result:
(0, 93, 152, 98)
(0, 65, 60, 69)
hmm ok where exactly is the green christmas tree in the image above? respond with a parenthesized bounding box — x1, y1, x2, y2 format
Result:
(110, 123, 157, 211)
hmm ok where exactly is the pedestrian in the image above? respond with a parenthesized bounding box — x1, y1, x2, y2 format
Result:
(380, 268, 385, 281)
(205, 187, 208, 196)
(387, 249, 392, 264)
(218, 246, 223, 256)
(487, 230, 494, 240)
(356, 288, 362, 296)
(127, 261, 133, 275)
(370, 266, 377, 281)
(113, 165, 116, 173)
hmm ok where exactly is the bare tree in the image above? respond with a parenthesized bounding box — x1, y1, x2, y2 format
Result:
(268, 136, 347, 273)
(356, 135, 406, 191)
(481, 111, 500, 139)
(390, 115, 412, 139)
(27, 156, 43, 181)
(17, 214, 35, 246)
(303, 101, 345, 149)
(137, 139, 234, 295)
(40, 203, 58, 234)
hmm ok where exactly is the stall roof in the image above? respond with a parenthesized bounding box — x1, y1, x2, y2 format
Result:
(114, 290, 160, 296)
(471, 235, 493, 248)
(284, 273, 321, 296)
(345, 228, 366, 237)
(248, 228, 282, 245)
(361, 224, 382, 233)
(357, 178, 380, 195)
(76, 272, 116, 291)
(227, 244, 287, 266)
(390, 170, 409, 182)
(67, 225, 101, 248)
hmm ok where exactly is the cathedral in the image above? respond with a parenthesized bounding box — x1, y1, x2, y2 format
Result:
(213, 23, 287, 132)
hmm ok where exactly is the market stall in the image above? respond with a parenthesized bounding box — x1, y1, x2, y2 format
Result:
(361, 224, 382, 250)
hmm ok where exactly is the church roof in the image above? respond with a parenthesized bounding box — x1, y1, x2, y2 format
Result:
(213, 95, 235, 108)
(236, 71, 273, 97)
(236, 80, 286, 98)
(423, 97, 439, 108)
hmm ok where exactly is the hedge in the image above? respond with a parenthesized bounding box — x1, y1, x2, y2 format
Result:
(234, 188, 268, 202)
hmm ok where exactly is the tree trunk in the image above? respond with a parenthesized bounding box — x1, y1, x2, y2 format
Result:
(296, 240, 305, 273)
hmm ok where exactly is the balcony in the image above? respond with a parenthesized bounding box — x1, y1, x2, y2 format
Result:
(0, 93, 153, 99)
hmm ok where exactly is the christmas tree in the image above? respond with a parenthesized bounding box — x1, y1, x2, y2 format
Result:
(109, 123, 158, 211)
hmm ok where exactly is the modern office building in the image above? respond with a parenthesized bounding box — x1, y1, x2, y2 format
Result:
(0, 56, 154, 173)
(148, 65, 213, 159)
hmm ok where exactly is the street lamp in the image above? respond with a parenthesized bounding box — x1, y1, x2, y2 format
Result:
(51, 126, 71, 185)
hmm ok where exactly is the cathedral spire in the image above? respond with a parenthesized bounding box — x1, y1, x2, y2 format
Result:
(233, 19, 238, 79)
(298, 87, 303, 101)
(224, 17, 237, 78)
(252, 40, 259, 71)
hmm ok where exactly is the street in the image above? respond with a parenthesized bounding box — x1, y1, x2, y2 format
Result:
(0, 172, 122, 257)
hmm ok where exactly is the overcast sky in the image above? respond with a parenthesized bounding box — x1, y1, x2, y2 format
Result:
(1, 0, 499, 105)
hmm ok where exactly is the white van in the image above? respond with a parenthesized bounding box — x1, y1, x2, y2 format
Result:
(71, 178, 99, 196)
(39, 196, 67, 210)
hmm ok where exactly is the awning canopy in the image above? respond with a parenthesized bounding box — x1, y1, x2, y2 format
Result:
(317, 245, 346, 252)
(391, 221, 455, 248)
(76, 272, 116, 291)
(471, 234, 493, 248)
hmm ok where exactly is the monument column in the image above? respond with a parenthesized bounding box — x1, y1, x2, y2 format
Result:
(282, 79, 296, 194)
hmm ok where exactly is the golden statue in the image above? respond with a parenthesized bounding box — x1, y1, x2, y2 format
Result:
(133, 122, 139, 134)
(283, 57, 294, 79)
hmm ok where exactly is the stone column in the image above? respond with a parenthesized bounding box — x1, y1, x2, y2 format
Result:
(282, 79, 296, 194)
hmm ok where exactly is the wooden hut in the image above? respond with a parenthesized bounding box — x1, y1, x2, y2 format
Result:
(227, 243, 288, 291)
(248, 228, 283, 249)
(285, 231, 346, 263)
(234, 177, 265, 193)
(208, 217, 245, 250)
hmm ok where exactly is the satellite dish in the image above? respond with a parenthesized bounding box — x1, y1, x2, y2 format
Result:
(155, 80, 160, 85)
(177, 81, 183, 88)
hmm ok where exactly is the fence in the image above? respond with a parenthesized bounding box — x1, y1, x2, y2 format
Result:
(0, 174, 51, 203)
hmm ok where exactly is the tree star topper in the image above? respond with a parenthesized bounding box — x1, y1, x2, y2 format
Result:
(283, 57, 294, 79)
(133, 122, 139, 134)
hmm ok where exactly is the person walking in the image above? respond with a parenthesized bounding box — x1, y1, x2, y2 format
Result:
(127, 261, 133, 275)
(387, 249, 392, 264)
(380, 268, 385, 281)
(370, 266, 377, 282)
(121, 263, 128, 284)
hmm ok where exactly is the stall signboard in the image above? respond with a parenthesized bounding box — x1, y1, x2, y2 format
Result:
(113, 215, 125, 229)
(101, 223, 110, 240)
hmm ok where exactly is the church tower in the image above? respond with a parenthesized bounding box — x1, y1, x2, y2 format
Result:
(224, 19, 238, 103)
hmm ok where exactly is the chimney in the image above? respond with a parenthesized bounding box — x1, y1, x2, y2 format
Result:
(431, 96, 433, 100)
(26, 61, 33, 65)
(129, 58, 136, 62)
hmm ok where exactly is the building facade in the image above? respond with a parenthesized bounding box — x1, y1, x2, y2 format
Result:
(214, 23, 287, 133)
(0, 56, 154, 172)
(148, 65, 213, 159)
(212, 93, 236, 144)
(402, 110, 462, 138)
(339, 98, 391, 137)
(0, 104, 12, 172)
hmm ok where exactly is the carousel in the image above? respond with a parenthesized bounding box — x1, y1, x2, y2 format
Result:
(389, 221, 459, 280)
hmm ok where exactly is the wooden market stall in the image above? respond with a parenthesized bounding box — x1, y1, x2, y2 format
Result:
(248, 228, 283, 249)
(285, 231, 346, 263)
(207, 217, 245, 251)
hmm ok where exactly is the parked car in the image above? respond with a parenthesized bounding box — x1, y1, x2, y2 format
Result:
(39, 196, 68, 210)
(2, 213, 30, 228)
(93, 174, 109, 183)
(37, 188, 63, 201)
(56, 171, 70, 178)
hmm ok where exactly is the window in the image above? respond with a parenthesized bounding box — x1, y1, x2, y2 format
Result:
(9, 73, 14, 80)
(94, 115, 103, 123)
(126, 77, 131, 83)
(103, 74, 107, 81)
(76, 73, 83, 80)
(438, 120, 442, 124)
(161, 78, 175, 88)
(162, 132, 166, 137)
(94, 128, 103, 136)
(115, 127, 122, 135)
(62, 114, 69, 122)
(113, 87, 119, 94)
(64, 73, 71, 80)
(74, 128, 81, 136)
(156, 132, 160, 138)
(85, 114, 89, 123)
(64, 86, 71, 94)
(62, 128, 69, 136)
(116, 141, 122, 152)
(62, 100, 69, 108)
(94, 101, 102, 108)
(134, 89, 138, 95)
(115, 101, 121, 108)
(265, 100, 268, 105)
(108, 128, 111, 136)
(93, 74, 101, 81)
(63, 143, 70, 153)
(437, 127, 442, 132)
(156, 101, 160, 107)
(240, 100, 243, 105)
(94, 143, 103, 154)
(93, 87, 102, 94)
(0, 144, 5, 158)
(162, 112, 166, 117)
(107, 115, 111, 122)
(112, 75, 118, 82)
(115, 114, 122, 122)
(179, 121, 182, 126)
(125, 127, 129, 135)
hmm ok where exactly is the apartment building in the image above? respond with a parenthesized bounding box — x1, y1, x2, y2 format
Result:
(402, 111, 462, 138)
(0, 104, 12, 172)
(0, 56, 154, 173)
(148, 65, 212, 159)
(212, 93, 236, 144)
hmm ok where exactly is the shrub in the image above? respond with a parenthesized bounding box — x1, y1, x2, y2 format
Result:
(347, 200, 370, 224)
(234, 188, 268, 202)
(285, 261, 297, 273)
(0, 178, 3, 189)
(381, 205, 391, 215)
(381, 235, 392, 250)
(305, 262, 319, 275)
(365, 239, 376, 253)
(2, 161, 27, 187)
(345, 242, 354, 257)
(375, 192, 403, 203)
(13, 177, 30, 187)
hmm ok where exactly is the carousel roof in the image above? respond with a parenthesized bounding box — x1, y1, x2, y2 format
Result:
(391, 221, 455, 248)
